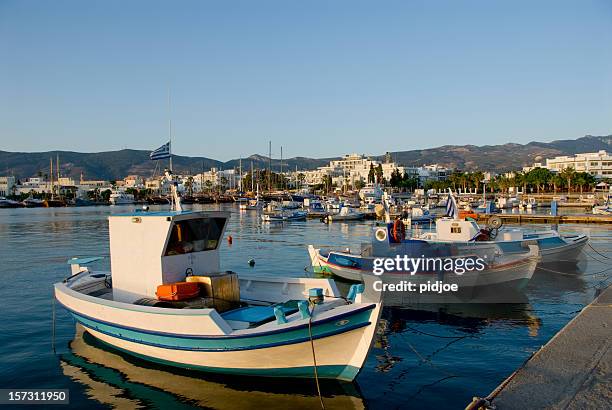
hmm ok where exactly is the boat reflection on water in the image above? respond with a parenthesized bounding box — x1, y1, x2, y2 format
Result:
(62, 325, 365, 410)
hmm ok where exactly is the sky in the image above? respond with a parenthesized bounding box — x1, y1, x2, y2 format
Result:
(1, 0, 611, 160)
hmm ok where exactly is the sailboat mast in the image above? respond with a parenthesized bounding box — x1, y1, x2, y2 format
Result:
(280, 146, 283, 191)
(50, 157, 54, 200)
(268, 141, 272, 193)
(56, 154, 60, 198)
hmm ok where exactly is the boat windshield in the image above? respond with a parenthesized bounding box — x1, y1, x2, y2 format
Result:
(165, 217, 226, 255)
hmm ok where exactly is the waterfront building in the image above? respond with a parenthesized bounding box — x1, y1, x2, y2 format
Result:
(123, 175, 145, 188)
(300, 154, 453, 189)
(524, 150, 612, 179)
(190, 168, 242, 192)
(0, 176, 16, 197)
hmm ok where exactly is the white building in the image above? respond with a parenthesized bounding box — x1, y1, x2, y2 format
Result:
(524, 150, 612, 179)
(190, 168, 243, 192)
(0, 176, 16, 197)
(301, 153, 406, 188)
(299, 154, 453, 188)
(123, 175, 145, 188)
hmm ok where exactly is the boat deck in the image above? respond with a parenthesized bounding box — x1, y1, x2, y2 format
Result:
(481, 285, 611, 409)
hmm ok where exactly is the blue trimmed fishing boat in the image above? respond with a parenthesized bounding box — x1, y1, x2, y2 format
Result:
(54, 171, 382, 381)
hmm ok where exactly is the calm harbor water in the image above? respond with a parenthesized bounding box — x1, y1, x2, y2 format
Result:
(0, 204, 610, 409)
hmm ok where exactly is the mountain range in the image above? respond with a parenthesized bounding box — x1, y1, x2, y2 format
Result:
(1, 134, 610, 181)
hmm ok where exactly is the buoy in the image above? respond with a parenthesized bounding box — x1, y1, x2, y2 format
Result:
(227, 235, 233, 244)
(248, 258, 255, 267)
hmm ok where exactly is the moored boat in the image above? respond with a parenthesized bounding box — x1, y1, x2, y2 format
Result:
(109, 191, 135, 205)
(323, 206, 365, 222)
(54, 172, 381, 381)
(261, 209, 307, 222)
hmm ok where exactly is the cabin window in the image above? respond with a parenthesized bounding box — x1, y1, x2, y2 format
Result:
(451, 227, 461, 234)
(164, 218, 226, 255)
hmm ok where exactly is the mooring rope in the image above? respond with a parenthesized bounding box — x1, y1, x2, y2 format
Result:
(307, 303, 325, 410)
(588, 242, 610, 259)
(52, 296, 56, 353)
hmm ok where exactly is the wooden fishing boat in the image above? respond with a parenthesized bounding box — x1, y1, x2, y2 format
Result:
(55, 171, 381, 381)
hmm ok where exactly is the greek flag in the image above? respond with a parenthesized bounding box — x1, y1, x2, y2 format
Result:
(150, 142, 171, 160)
(445, 193, 459, 219)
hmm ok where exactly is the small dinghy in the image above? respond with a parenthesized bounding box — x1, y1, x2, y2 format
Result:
(54, 171, 382, 381)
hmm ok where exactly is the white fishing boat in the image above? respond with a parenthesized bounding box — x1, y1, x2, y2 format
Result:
(54, 171, 382, 381)
(416, 213, 588, 265)
(109, 191, 135, 205)
(0, 197, 23, 208)
(496, 196, 519, 209)
(240, 184, 264, 210)
(307, 242, 539, 292)
(281, 200, 301, 210)
(261, 209, 307, 222)
(323, 206, 365, 223)
(240, 199, 265, 211)
(23, 196, 45, 207)
(358, 183, 383, 203)
(306, 200, 328, 218)
(592, 195, 611, 215)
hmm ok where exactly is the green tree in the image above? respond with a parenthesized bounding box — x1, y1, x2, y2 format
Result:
(559, 167, 575, 193)
(368, 164, 375, 184)
(375, 164, 384, 184)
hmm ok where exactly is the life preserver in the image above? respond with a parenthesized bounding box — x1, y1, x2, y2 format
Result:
(391, 219, 406, 242)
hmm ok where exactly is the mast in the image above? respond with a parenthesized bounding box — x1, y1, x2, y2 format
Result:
(268, 140, 272, 193)
(56, 154, 61, 199)
(239, 158, 242, 192)
(50, 157, 54, 200)
(280, 146, 283, 191)
(251, 160, 254, 192)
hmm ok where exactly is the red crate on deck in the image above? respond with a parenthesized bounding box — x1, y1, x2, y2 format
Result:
(155, 282, 200, 301)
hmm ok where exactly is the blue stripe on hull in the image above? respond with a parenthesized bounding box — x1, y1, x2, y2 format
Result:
(64, 306, 373, 352)
(90, 332, 361, 381)
(58, 300, 375, 339)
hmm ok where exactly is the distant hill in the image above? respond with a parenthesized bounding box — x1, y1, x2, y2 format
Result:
(1, 134, 610, 180)
(376, 135, 612, 172)
(0, 150, 222, 182)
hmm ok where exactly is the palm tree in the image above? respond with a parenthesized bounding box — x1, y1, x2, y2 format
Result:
(551, 174, 564, 193)
(471, 171, 484, 193)
(185, 176, 194, 196)
(559, 167, 575, 194)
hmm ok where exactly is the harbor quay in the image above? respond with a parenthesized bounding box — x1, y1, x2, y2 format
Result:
(467, 284, 612, 409)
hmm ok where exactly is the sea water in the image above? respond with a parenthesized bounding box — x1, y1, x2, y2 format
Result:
(0, 204, 610, 409)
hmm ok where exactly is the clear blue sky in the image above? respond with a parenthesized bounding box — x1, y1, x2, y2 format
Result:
(1, 0, 611, 160)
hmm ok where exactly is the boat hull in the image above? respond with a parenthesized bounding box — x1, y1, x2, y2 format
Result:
(55, 281, 381, 381)
(308, 246, 538, 292)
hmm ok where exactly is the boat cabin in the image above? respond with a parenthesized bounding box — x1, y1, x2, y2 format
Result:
(432, 217, 523, 242)
(109, 210, 229, 302)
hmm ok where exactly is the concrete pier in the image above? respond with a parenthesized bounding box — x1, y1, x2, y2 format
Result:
(480, 286, 611, 409)
(476, 213, 612, 224)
